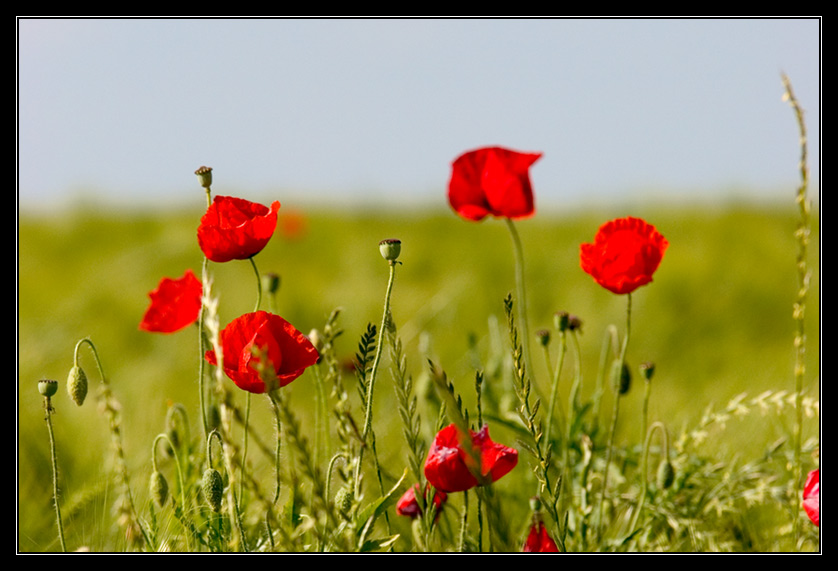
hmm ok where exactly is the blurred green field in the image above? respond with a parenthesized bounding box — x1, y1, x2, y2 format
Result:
(18, 199, 819, 551)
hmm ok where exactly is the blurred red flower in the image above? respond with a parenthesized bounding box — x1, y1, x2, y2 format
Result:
(580, 216, 669, 295)
(395, 483, 447, 519)
(278, 209, 308, 240)
(803, 468, 819, 527)
(204, 311, 319, 394)
(424, 424, 518, 493)
(197, 195, 281, 262)
(523, 521, 559, 552)
(448, 146, 542, 222)
(139, 269, 202, 333)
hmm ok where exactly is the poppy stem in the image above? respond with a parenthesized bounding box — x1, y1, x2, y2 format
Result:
(354, 260, 398, 496)
(597, 293, 631, 539)
(504, 218, 536, 390)
(198, 258, 211, 442)
(249, 257, 262, 312)
(628, 421, 668, 535)
(42, 393, 67, 552)
(544, 329, 567, 449)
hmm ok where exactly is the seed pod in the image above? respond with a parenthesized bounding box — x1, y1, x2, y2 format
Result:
(67, 365, 88, 406)
(194, 166, 213, 189)
(379, 238, 401, 262)
(202, 468, 224, 512)
(150, 470, 169, 507)
(38, 379, 58, 398)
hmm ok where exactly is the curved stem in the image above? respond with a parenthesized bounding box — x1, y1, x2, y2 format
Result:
(629, 421, 669, 534)
(249, 257, 262, 312)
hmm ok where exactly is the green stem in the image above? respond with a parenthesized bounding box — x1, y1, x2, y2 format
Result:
(504, 218, 535, 388)
(597, 293, 632, 538)
(544, 330, 567, 447)
(268, 392, 282, 504)
(628, 421, 668, 534)
(44, 397, 67, 552)
(74, 338, 152, 550)
(153, 434, 190, 550)
(198, 257, 210, 441)
(249, 256, 262, 312)
(354, 260, 397, 496)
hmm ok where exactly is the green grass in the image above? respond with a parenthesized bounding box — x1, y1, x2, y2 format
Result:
(18, 200, 819, 551)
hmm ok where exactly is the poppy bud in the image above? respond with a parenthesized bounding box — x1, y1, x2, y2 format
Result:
(38, 379, 58, 398)
(194, 166, 213, 189)
(612, 361, 631, 395)
(656, 458, 675, 490)
(67, 365, 88, 406)
(150, 470, 169, 507)
(261, 273, 281, 295)
(202, 468, 224, 512)
(535, 329, 550, 347)
(640, 362, 655, 382)
(554, 311, 570, 332)
(335, 485, 354, 515)
(379, 239, 401, 262)
(568, 315, 583, 332)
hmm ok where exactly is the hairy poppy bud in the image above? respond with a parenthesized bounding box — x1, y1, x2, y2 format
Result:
(612, 361, 631, 395)
(335, 485, 354, 515)
(150, 470, 169, 507)
(535, 329, 550, 347)
(379, 239, 401, 263)
(194, 166, 213, 189)
(38, 379, 58, 398)
(67, 365, 88, 406)
(656, 458, 675, 490)
(202, 468, 224, 512)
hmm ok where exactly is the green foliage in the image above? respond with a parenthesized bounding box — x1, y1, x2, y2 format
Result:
(18, 203, 819, 551)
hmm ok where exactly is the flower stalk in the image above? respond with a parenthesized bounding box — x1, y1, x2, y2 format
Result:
(39, 380, 66, 552)
(354, 242, 399, 497)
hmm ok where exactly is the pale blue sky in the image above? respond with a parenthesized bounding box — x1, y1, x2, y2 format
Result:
(18, 17, 820, 212)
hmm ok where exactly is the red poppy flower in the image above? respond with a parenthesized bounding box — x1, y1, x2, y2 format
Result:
(523, 521, 559, 552)
(204, 311, 319, 394)
(803, 468, 819, 527)
(423, 424, 518, 493)
(395, 483, 448, 519)
(139, 269, 202, 333)
(580, 216, 669, 295)
(197, 195, 281, 263)
(448, 146, 542, 222)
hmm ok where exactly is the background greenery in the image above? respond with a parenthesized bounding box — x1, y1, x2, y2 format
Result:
(18, 198, 820, 551)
